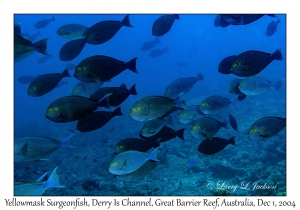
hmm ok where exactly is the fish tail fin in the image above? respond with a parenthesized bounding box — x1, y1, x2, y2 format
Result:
(38, 31, 41, 36)
(274, 79, 283, 91)
(229, 113, 238, 131)
(125, 57, 138, 73)
(121, 14, 133, 27)
(52, 16, 55, 22)
(59, 133, 76, 148)
(164, 46, 169, 53)
(61, 68, 71, 77)
(277, 17, 281, 23)
(271, 48, 283, 60)
(96, 93, 113, 108)
(155, 37, 160, 44)
(147, 147, 160, 162)
(227, 137, 236, 145)
(129, 83, 138, 95)
(44, 167, 65, 192)
(113, 106, 123, 116)
(36, 171, 50, 182)
(174, 14, 180, 19)
(238, 93, 247, 101)
(32, 38, 50, 56)
(196, 71, 204, 81)
(175, 128, 185, 141)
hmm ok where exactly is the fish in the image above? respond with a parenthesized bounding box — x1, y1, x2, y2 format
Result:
(228, 114, 238, 131)
(152, 14, 180, 36)
(140, 126, 185, 143)
(26, 31, 41, 42)
(214, 15, 221, 27)
(85, 14, 133, 45)
(17, 75, 35, 84)
(65, 63, 77, 70)
(228, 79, 247, 101)
(89, 83, 137, 107)
(57, 24, 89, 39)
(230, 49, 283, 77)
(140, 37, 160, 51)
(14, 35, 49, 61)
(238, 76, 282, 96)
(218, 55, 238, 74)
(59, 38, 86, 61)
(198, 137, 236, 155)
(248, 117, 286, 140)
(199, 95, 236, 115)
(76, 107, 123, 132)
(149, 46, 168, 57)
(129, 95, 185, 121)
(14, 133, 76, 162)
(177, 62, 187, 68)
(74, 55, 138, 83)
(178, 105, 204, 124)
(266, 18, 281, 36)
(108, 147, 159, 175)
(219, 14, 276, 27)
(114, 148, 168, 181)
(37, 54, 53, 64)
(34, 16, 55, 29)
(191, 117, 227, 139)
(72, 82, 104, 98)
(45, 94, 111, 123)
(14, 167, 64, 196)
(27, 69, 71, 97)
(164, 72, 204, 99)
(140, 115, 172, 137)
(114, 138, 159, 155)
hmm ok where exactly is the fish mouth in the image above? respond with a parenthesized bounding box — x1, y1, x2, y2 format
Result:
(45, 115, 65, 123)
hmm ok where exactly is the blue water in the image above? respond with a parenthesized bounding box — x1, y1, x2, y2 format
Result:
(14, 14, 286, 196)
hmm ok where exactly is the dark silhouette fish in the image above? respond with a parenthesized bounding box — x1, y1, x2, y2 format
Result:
(114, 138, 159, 155)
(37, 54, 53, 64)
(45, 94, 111, 123)
(228, 114, 238, 131)
(216, 14, 277, 27)
(74, 55, 138, 82)
(149, 46, 168, 57)
(140, 126, 185, 143)
(266, 18, 281, 36)
(59, 38, 86, 61)
(90, 83, 137, 107)
(140, 37, 160, 51)
(230, 49, 283, 77)
(76, 107, 123, 132)
(34, 16, 55, 29)
(14, 23, 22, 36)
(57, 24, 89, 39)
(152, 14, 180, 36)
(27, 69, 71, 97)
(85, 14, 133, 45)
(198, 137, 236, 155)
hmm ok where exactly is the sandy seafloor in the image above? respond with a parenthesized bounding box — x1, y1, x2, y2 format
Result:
(14, 14, 286, 196)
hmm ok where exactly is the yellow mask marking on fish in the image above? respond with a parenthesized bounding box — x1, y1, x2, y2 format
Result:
(166, 89, 171, 92)
(200, 103, 209, 109)
(29, 86, 36, 91)
(132, 107, 141, 111)
(83, 66, 87, 70)
(192, 125, 201, 130)
(48, 107, 59, 112)
(143, 128, 148, 131)
(232, 61, 241, 67)
(180, 113, 187, 116)
(110, 162, 118, 166)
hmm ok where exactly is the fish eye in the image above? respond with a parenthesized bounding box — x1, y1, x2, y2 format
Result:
(76, 67, 82, 71)
(83, 66, 87, 70)
(133, 107, 141, 111)
(29, 86, 36, 91)
(143, 128, 148, 131)
(201, 103, 208, 107)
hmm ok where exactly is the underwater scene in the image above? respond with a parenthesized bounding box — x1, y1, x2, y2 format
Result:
(14, 14, 286, 196)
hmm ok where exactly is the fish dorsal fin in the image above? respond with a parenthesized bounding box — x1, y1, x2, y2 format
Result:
(17, 142, 29, 156)
(119, 82, 127, 89)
